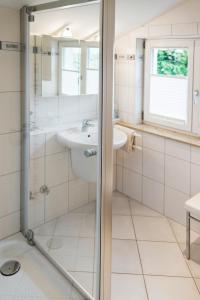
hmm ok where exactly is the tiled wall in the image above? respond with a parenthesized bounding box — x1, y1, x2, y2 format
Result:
(116, 131, 200, 227)
(115, 0, 200, 125)
(29, 132, 96, 229)
(0, 7, 21, 239)
(114, 0, 200, 230)
(29, 35, 99, 229)
(32, 94, 98, 129)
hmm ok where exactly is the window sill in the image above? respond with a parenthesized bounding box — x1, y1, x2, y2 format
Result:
(118, 121, 200, 147)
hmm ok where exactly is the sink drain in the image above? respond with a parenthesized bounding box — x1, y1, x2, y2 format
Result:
(0, 260, 21, 276)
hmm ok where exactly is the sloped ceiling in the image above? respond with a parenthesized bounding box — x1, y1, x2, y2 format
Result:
(0, 0, 184, 37)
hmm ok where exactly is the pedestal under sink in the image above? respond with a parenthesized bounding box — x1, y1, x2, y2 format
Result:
(57, 125, 127, 182)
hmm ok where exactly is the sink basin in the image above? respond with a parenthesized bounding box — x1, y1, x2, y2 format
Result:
(57, 125, 127, 182)
(57, 126, 127, 150)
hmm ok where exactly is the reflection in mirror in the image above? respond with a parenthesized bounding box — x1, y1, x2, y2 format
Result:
(34, 36, 99, 97)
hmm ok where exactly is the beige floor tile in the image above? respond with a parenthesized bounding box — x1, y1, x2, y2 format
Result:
(112, 192, 131, 215)
(180, 243, 200, 278)
(145, 276, 200, 300)
(134, 216, 176, 242)
(130, 200, 162, 217)
(112, 274, 148, 300)
(112, 215, 135, 239)
(170, 219, 200, 245)
(138, 241, 191, 277)
(112, 239, 142, 274)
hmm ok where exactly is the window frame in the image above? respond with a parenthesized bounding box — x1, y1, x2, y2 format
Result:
(59, 40, 99, 96)
(144, 39, 194, 132)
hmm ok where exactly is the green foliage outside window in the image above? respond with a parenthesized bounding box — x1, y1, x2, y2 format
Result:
(156, 49, 188, 76)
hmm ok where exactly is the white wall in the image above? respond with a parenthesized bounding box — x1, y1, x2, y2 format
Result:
(115, 0, 200, 124)
(115, 0, 200, 228)
(116, 131, 200, 228)
(0, 7, 21, 239)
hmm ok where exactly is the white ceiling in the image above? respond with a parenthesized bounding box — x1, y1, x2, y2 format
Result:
(0, 0, 184, 37)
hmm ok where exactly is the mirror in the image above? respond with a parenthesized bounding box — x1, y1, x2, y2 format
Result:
(33, 35, 99, 97)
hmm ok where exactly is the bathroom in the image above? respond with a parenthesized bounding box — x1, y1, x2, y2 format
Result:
(0, 0, 200, 299)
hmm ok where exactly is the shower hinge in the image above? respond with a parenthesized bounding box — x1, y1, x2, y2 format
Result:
(24, 229, 35, 246)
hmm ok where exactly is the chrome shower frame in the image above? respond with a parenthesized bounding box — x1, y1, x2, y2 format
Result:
(20, 1, 115, 299)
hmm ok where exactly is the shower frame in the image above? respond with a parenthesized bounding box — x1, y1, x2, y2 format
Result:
(20, 1, 115, 300)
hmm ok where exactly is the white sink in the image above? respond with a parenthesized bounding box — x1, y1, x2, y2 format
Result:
(57, 126, 127, 150)
(57, 125, 127, 182)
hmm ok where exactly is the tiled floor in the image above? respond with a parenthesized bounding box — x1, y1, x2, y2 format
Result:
(111, 192, 200, 300)
(34, 201, 96, 296)
(31, 191, 200, 300)
(0, 233, 84, 300)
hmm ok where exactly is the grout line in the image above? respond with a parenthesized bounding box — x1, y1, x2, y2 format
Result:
(129, 200, 150, 300)
(167, 217, 200, 295)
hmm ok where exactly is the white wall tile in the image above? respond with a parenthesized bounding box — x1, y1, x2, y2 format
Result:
(165, 186, 189, 225)
(89, 183, 96, 202)
(143, 133, 165, 152)
(0, 132, 21, 176)
(46, 132, 65, 155)
(165, 155, 190, 194)
(172, 23, 198, 35)
(0, 7, 20, 42)
(142, 176, 164, 214)
(165, 139, 190, 161)
(123, 168, 142, 202)
(58, 96, 79, 121)
(30, 157, 45, 193)
(30, 133, 45, 159)
(0, 211, 20, 240)
(143, 148, 164, 183)
(46, 152, 69, 187)
(124, 149, 142, 174)
(0, 52, 20, 92)
(191, 163, 200, 196)
(69, 179, 89, 210)
(29, 193, 45, 229)
(0, 172, 20, 218)
(149, 24, 172, 37)
(45, 183, 68, 222)
(191, 146, 200, 165)
(113, 164, 116, 191)
(117, 150, 124, 166)
(116, 165, 123, 193)
(0, 92, 21, 134)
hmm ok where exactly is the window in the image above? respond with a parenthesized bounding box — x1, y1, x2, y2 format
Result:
(86, 47, 99, 94)
(144, 39, 194, 132)
(59, 42, 99, 96)
(61, 47, 81, 95)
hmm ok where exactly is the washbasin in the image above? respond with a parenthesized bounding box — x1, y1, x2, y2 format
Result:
(57, 124, 127, 182)
(57, 126, 127, 150)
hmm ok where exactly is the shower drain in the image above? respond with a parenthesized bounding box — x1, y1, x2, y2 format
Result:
(0, 260, 21, 276)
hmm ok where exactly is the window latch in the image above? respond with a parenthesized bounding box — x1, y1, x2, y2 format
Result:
(194, 90, 199, 104)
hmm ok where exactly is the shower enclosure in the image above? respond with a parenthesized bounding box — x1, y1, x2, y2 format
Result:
(20, 1, 115, 299)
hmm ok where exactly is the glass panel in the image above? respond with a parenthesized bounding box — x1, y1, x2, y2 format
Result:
(62, 70, 80, 95)
(62, 47, 81, 71)
(151, 48, 188, 77)
(86, 69, 99, 94)
(87, 47, 99, 69)
(150, 76, 188, 120)
(86, 47, 99, 94)
(149, 47, 189, 122)
(29, 3, 101, 300)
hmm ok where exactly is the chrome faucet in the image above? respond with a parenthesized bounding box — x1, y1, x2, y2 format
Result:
(81, 119, 95, 132)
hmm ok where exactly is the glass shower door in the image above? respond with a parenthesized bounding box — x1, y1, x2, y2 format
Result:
(23, 2, 102, 299)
